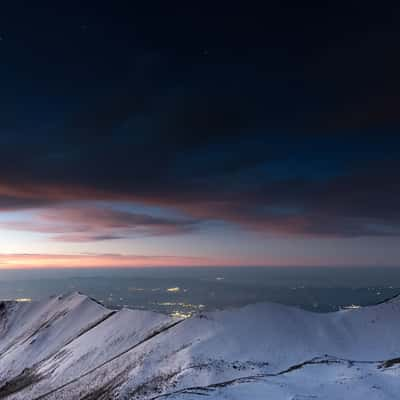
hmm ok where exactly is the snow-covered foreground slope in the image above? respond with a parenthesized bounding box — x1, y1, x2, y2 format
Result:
(0, 292, 399, 399)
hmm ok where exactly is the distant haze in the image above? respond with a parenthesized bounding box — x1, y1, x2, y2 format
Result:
(1, 267, 399, 314)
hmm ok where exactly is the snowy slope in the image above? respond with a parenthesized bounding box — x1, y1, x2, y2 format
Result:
(0, 293, 111, 383)
(0, 292, 399, 399)
(164, 358, 400, 400)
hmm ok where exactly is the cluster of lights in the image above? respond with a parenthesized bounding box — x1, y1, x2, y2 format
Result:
(15, 298, 32, 302)
(170, 311, 192, 319)
(166, 287, 180, 292)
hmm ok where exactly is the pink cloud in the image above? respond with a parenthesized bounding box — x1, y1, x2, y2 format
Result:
(0, 205, 198, 242)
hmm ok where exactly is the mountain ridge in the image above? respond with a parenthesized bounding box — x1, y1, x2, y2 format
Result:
(0, 292, 399, 399)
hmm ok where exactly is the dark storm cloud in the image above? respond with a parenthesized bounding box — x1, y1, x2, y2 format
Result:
(184, 165, 400, 237)
(0, 1, 399, 238)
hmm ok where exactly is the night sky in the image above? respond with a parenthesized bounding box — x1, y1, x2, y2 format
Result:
(0, 1, 400, 268)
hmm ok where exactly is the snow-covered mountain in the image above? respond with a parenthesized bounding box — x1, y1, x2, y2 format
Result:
(0, 292, 399, 399)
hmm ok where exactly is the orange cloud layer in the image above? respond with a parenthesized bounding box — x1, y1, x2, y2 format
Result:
(0, 253, 215, 269)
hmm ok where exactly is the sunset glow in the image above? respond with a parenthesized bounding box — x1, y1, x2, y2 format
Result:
(0, 254, 216, 269)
